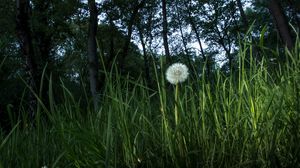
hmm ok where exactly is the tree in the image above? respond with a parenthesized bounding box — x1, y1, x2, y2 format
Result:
(120, 0, 146, 69)
(199, 0, 240, 72)
(267, 0, 294, 50)
(236, 0, 249, 29)
(173, 1, 193, 71)
(101, 0, 146, 71)
(185, 0, 211, 78)
(87, 0, 100, 110)
(162, 0, 171, 63)
(137, 21, 151, 86)
(16, 0, 38, 120)
(136, 0, 159, 86)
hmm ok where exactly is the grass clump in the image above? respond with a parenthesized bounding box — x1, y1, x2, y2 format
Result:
(1, 38, 300, 168)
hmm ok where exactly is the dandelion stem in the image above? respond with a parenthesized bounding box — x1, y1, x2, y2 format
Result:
(175, 84, 179, 126)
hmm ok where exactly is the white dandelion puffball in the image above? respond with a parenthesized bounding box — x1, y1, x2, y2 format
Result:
(166, 63, 189, 84)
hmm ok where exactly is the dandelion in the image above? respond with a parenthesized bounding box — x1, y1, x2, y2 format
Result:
(166, 63, 189, 85)
(165, 63, 189, 126)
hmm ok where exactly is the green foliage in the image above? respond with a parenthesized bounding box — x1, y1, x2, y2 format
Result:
(1, 0, 300, 167)
(1, 38, 300, 167)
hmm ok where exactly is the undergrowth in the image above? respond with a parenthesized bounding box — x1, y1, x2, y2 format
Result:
(0, 36, 300, 168)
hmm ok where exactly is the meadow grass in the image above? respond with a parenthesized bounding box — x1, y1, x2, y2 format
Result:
(1, 38, 300, 168)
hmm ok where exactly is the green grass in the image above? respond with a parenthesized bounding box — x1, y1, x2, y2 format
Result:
(1, 38, 300, 167)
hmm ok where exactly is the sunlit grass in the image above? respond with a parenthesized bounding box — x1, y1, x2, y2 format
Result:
(1, 37, 300, 167)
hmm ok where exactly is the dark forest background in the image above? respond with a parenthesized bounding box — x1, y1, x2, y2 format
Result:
(0, 0, 299, 133)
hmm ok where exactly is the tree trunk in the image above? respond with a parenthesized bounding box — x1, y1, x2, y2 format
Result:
(104, 19, 115, 74)
(137, 24, 151, 86)
(34, 1, 51, 65)
(215, 27, 233, 70)
(184, 0, 210, 78)
(178, 22, 193, 69)
(174, 3, 193, 71)
(88, 0, 99, 110)
(191, 20, 209, 75)
(268, 0, 294, 50)
(16, 0, 38, 120)
(33, 1, 52, 108)
(119, 0, 146, 70)
(236, 0, 249, 29)
(186, 11, 210, 78)
(162, 0, 171, 64)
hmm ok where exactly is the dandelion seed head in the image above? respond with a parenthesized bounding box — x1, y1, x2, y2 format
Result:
(166, 63, 189, 84)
